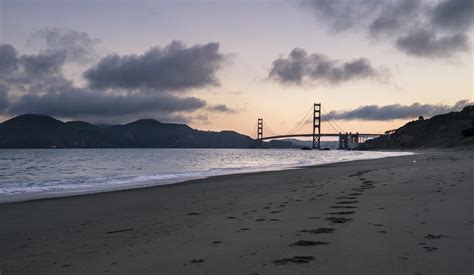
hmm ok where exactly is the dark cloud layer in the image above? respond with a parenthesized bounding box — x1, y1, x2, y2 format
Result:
(19, 52, 66, 79)
(396, 30, 469, 58)
(302, 0, 382, 32)
(0, 84, 9, 112)
(269, 48, 384, 85)
(327, 100, 471, 121)
(303, 0, 473, 58)
(84, 41, 225, 91)
(0, 44, 66, 89)
(432, 0, 474, 31)
(8, 84, 206, 118)
(369, 0, 423, 38)
(0, 44, 18, 74)
(0, 38, 230, 122)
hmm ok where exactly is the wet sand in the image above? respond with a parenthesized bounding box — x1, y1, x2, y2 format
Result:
(1, 149, 473, 274)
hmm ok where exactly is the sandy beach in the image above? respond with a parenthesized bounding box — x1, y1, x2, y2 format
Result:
(1, 149, 473, 274)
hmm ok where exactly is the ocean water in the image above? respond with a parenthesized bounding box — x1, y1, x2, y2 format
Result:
(0, 149, 412, 203)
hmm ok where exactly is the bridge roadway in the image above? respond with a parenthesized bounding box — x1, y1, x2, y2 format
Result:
(257, 133, 381, 141)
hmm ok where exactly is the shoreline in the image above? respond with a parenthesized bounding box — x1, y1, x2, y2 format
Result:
(0, 150, 414, 204)
(1, 148, 472, 274)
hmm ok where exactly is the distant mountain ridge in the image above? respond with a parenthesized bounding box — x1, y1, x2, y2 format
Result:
(0, 114, 258, 148)
(358, 105, 474, 149)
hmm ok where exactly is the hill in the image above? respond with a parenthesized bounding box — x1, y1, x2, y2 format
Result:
(0, 114, 258, 148)
(358, 105, 474, 150)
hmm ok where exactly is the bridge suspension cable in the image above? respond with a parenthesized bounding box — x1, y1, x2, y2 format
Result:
(250, 123, 257, 138)
(321, 105, 345, 133)
(283, 104, 314, 135)
(321, 114, 342, 134)
(263, 124, 278, 136)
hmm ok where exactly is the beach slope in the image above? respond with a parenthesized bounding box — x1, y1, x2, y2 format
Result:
(0, 149, 473, 274)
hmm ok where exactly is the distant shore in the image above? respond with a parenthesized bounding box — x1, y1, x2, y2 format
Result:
(1, 148, 473, 274)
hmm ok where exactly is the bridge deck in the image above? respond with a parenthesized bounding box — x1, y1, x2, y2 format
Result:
(258, 133, 381, 141)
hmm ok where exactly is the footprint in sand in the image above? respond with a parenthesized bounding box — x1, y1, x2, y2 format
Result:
(424, 234, 446, 240)
(290, 240, 330, 246)
(423, 246, 438, 252)
(326, 217, 353, 224)
(335, 201, 359, 204)
(300, 228, 335, 234)
(327, 211, 355, 215)
(337, 196, 357, 200)
(330, 205, 357, 209)
(273, 256, 315, 265)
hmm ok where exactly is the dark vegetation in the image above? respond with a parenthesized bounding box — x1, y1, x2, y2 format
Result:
(358, 105, 474, 149)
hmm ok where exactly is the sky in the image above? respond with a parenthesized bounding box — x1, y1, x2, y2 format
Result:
(0, 0, 473, 138)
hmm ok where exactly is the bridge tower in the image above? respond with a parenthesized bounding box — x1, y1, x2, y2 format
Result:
(257, 118, 263, 140)
(338, 133, 349, 149)
(312, 103, 321, 149)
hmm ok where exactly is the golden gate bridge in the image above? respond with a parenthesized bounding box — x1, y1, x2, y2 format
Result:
(253, 103, 381, 149)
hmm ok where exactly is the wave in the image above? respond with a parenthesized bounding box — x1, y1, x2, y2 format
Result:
(0, 150, 413, 203)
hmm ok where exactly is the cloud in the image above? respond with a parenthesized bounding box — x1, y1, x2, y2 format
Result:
(7, 85, 206, 118)
(396, 30, 469, 57)
(431, 0, 474, 31)
(0, 84, 9, 112)
(19, 51, 66, 79)
(0, 43, 66, 88)
(29, 27, 99, 63)
(368, 0, 424, 38)
(0, 40, 228, 122)
(190, 114, 209, 123)
(302, 0, 382, 32)
(303, 0, 473, 58)
(207, 104, 238, 114)
(327, 100, 471, 121)
(84, 41, 226, 91)
(269, 48, 386, 85)
(0, 44, 18, 74)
